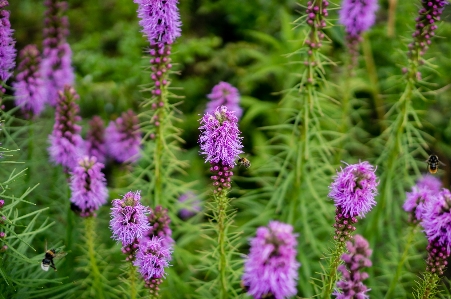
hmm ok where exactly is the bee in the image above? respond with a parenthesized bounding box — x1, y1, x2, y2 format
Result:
(426, 154, 445, 174)
(237, 157, 251, 169)
(41, 243, 66, 271)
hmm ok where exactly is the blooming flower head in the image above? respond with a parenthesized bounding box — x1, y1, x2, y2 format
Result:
(134, 236, 172, 291)
(86, 116, 106, 164)
(334, 234, 372, 299)
(0, 1, 15, 83)
(206, 82, 242, 119)
(48, 85, 84, 170)
(417, 174, 442, 193)
(105, 109, 141, 163)
(69, 156, 108, 217)
(199, 106, 243, 168)
(110, 190, 150, 247)
(242, 221, 300, 299)
(146, 205, 173, 248)
(13, 44, 45, 118)
(178, 191, 201, 220)
(41, 0, 74, 106)
(403, 175, 441, 224)
(133, 0, 181, 47)
(422, 188, 451, 249)
(328, 161, 378, 218)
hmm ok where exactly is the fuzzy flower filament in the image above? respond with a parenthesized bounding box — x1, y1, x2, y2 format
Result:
(41, 0, 74, 106)
(48, 85, 84, 170)
(403, 175, 441, 224)
(13, 44, 45, 118)
(206, 82, 242, 119)
(334, 234, 372, 299)
(242, 221, 300, 299)
(0, 1, 15, 85)
(339, 0, 378, 67)
(134, 236, 172, 294)
(110, 191, 151, 260)
(69, 156, 108, 217)
(105, 109, 141, 163)
(199, 106, 243, 192)
(133, 0, 181, 47)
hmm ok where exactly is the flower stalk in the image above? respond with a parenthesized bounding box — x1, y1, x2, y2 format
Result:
(84, 216, 105, 299)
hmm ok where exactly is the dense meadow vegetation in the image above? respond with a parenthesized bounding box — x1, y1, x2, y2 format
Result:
(1, 0, 451, 298)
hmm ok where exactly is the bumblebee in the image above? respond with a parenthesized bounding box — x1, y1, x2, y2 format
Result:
(41, 248, 66, 271)
(426, 154, 445, 174)
(237, 157, 251, 169)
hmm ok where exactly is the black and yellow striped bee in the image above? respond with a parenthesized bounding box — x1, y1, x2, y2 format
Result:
(41, 244, 66, 271)
(237, 157, 251, 169)
(426, 154, 445, 174)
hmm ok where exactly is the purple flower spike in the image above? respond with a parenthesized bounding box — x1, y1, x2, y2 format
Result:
(146, 206, 174, 248)
(13, 45, 45, 118)
(48, 85, 84, 170)
(0, 1, 15, 83)
(422, 188, 451, 249)
(242, 221, 300, 299)
(41, 0, 74, 106)
(133, 0, 181, 47)
(199, 106, 243, 168)
(69, 156, 108, 217)
(105, 109, 141, 163)
(86, 116, 107, 164)
(328, 161, 379, 218)
(134, 236, 172, 292)
(339, 0, 378, 40)
(110, 191, 150, 247)
(206, 82, 242, 119)
(334, 234, 372, 299)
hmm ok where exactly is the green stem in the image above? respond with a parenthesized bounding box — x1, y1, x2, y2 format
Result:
(385, 225, 418, 299)
(322, 240, 346, 299)
(216, 191, 229, 299)
(129, 263, 137, 299)
(84, 217, 105, 299)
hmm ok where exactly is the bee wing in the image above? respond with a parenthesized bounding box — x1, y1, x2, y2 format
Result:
(53, 252, 67, 259)
(439, 161, 446, 166)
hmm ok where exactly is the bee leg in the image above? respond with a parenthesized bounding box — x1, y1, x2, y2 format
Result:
(440, 161, 446, 166)
(50, 260, 57, 271)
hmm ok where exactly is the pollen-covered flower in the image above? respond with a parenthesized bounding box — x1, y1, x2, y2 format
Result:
(86, 116, 106, 164)
(206, 82, 242, 119)
(403, 175, 441, 224)
(41, 0, 74, 106)
(69, 156, 108, 217)
(48, 85, 84, 170)
(105, 110, 141, 163)
(328, 161, 378, 218)
(110, 191, 150, 247)
(134, 236, 172, 292)
(146, 205, 173, 248)
(199, 106, 243, 168)
(0, 1, 15, 83)
(133, 0, 181, 47)
(13, 45, 45, 118)
(242, 221, 300, 299)
(334, 234, 372, 299)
